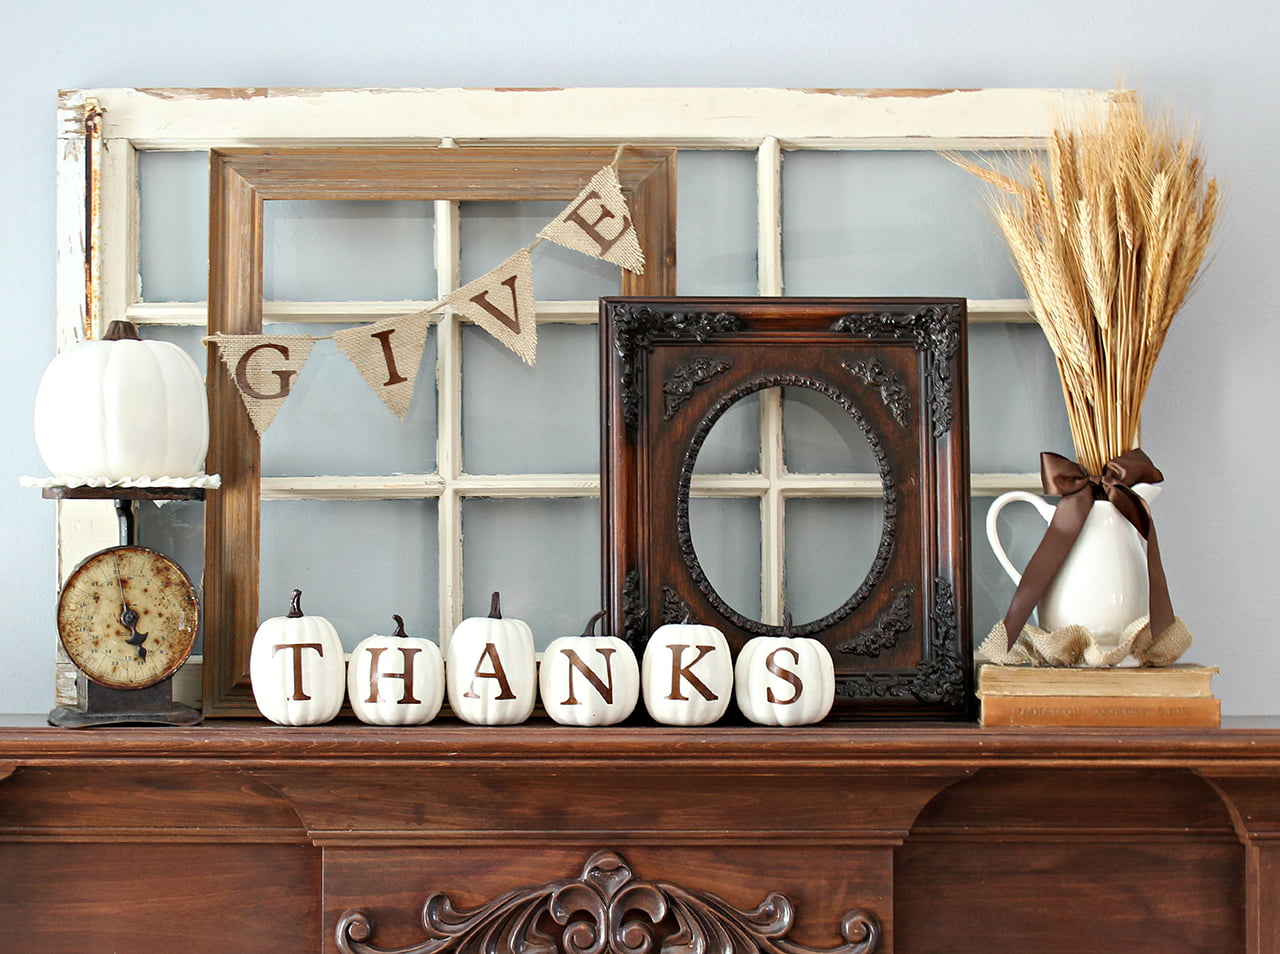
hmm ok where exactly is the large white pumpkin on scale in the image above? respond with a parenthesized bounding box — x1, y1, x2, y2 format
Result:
(446, 592, 537, 725)
(641, 614, 733, 726)
(540, 611, 639, 726)
(250, 589, 346, 726)
(34, 319, 209, 480)
(348, 615, 445, 726)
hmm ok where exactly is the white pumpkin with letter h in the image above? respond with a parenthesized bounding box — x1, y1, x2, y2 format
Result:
(348, 615, 445, 726)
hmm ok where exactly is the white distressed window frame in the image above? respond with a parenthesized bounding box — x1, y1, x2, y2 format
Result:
(53, 87, 1111, 705)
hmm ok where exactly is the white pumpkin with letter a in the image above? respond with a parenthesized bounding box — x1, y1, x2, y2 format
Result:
(540, 611, 639, 727)
(641, 617, 733, 726)
(348, 615, 445, 726)
(734, 618, 835, 726)
(446, 592, 536, 725)
(34, 319, 209, 480)
(250, 589, 346, 726)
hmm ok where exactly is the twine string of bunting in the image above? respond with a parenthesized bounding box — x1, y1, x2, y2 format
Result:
(204, 149, 645, 434)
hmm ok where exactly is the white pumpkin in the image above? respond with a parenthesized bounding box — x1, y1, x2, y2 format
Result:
(348, 615, 445, 726)
(34, 320, 209, 480)
(734, 617, 835, 726)
(250, 589, 346, 726)
(540, 611, 639, 727)
(641, 616, 733, 726)
(446, 592, 536, 725)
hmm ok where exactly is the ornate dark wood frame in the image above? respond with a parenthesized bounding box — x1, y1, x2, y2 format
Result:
(600, 297, 972, 720)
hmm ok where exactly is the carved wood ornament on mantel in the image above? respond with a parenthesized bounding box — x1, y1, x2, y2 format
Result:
(336, 849, 881, 954)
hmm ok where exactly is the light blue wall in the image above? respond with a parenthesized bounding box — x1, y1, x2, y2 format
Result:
(2, 0, 1277, 715)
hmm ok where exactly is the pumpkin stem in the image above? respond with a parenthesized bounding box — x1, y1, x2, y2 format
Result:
(782, 611, 794, 637)
(288, 589, 304, 618)
(680, 611, 693, 624)
(391, 614, 407, 638)
(580, 610, 607, 637)
(102, 320, 141, 341)
(488, 591, 502, 619)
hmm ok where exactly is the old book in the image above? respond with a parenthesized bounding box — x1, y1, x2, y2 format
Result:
(980, 694, 1221, 728)
(977, 663, 1217, 698)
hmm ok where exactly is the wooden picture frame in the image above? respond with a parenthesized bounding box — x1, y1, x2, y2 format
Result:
(204, 146, 676, 716)
(600, 297, 972, 720)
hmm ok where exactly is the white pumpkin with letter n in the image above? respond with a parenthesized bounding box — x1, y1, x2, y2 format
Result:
(540, 611, 639, 727)
(250, 589, 345, 726)
(348, 615, 445, 726)
(446, 592, 537, 726)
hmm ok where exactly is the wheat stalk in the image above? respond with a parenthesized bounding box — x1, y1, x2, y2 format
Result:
(949, 93, 1219, 474)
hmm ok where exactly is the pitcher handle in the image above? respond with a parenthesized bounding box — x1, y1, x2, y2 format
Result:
(986, 491, 1055, 586)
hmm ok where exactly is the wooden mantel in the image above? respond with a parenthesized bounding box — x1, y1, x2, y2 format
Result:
(2, 718, 1279, 953)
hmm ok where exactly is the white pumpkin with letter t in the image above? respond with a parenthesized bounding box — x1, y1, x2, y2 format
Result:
(734, 616, 835, 727)
(540, 611, 639, 727)
(641, 616, 733, 726)
(446, 592, 537, 725)
(34, 319, 209, 480)
(348, 615, 445, 726)
(250, 589, 345, 726)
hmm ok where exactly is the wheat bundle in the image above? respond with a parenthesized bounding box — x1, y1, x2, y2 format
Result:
(954, 93, 1220, 474)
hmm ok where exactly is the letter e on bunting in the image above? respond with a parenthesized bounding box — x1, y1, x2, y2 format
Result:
(445, 248, 537, 365)
(213, 334, 316, 434)
(332, 311, 431, 419)
(538, 165, 645, 275)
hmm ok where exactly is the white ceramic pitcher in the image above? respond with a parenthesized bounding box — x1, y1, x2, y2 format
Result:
(987, 483, 1159, 647)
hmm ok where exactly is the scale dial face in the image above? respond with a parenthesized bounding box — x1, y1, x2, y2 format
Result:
(57, 546, 199, 690)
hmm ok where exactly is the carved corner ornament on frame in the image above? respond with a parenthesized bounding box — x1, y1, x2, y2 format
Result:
(599, 298, 973, 720)
(336, 849, 881, 954)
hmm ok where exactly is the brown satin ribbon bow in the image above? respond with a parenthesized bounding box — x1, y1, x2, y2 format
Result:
(1002, 449, 1175, 649)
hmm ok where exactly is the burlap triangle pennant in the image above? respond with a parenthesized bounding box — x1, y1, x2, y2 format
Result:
(212, 334, 317, 434)
(538, 165, 645, 275)
(444, 248, 537, 366)
(332, 310, 432, 420)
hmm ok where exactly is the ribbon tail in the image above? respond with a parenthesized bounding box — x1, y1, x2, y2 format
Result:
(1144, 521, 1176, 638)
(1001, 491, 1092, 649)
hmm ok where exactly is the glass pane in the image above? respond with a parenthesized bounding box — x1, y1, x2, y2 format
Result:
(261, 322, 437, 477)
(135, 499, 205, 653)
(460, 201, 618, 300)
(677, 150, 757, 295)
(782, 386, 880, 474)
(781, 150, 1025, 298)
(968, 323, 1073, 471)
(687, 497, 762, 622)
(263, 200, 436, 302)
(692, 391, 760, 475)
(141, 325, 206, 375)
(462, 324, 597, 474)
(784, 497, 884, 626)
(139, 151, 209, 303)
(260, 499, 438, 652)
(461, 498, 600, 651)
(972, 495, 1049, 638)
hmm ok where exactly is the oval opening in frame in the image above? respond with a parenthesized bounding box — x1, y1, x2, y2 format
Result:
(683, 381, 893, 635)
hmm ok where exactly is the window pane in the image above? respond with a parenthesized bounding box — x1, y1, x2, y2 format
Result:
(687, 497, 762, 622)
(461, 498, 600, 651)
(781, 151, 1025, 298)
(461, 323, 597, 474)
(784, 497, 883, 626)
(135, 499, 205, 653)
(139, 151, 209, 303)
(782, 386, 880, 474)
(972, 495, 1050, 637)
(261, 322, 437, 477)
(264, 200, 436, 302)
(692, 391, 760, 475)
(260, 499, 438, 652)
(677, 150, 757, 295)
(141, 325, 206, 376)
(968, 323, 1072, 471)
(460, 201, 618, 300)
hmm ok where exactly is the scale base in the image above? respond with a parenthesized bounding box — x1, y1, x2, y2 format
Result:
(48, 676, 203, 728)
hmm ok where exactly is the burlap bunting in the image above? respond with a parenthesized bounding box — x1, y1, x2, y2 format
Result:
(331, 311, 431, 420)
(538, 165, 645, 275)
(444, 248, 538, 366)
(212, 334, 316, 434)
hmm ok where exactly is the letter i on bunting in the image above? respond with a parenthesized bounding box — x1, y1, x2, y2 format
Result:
(332, 310, 431, 419)
(538, 165, 645, 275)
(213, 335, 317, 435)
(445, 248, 537, 365)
